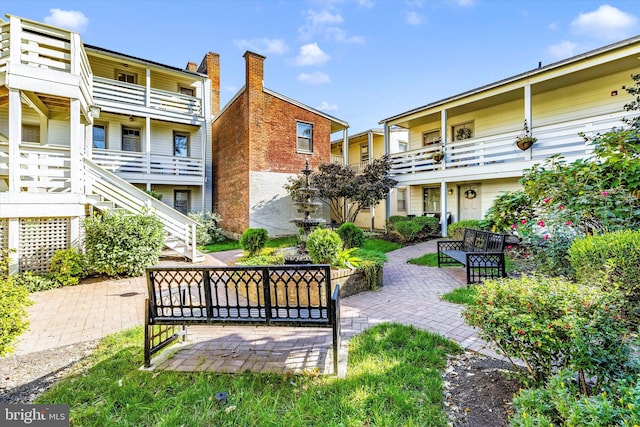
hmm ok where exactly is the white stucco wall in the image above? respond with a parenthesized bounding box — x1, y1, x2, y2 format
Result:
(249, 171, 331, 236)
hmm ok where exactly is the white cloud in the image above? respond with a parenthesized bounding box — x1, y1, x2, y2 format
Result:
(548, 22, 559, 31)
(318, 101, 338, 111)
(405, 0, 424, 7)
(295, 43, 330, 66)
(325, 27, 366, 44)
(298, 71, 331, 84)
(298, 8, 365, 44)
(547, 40, 578, 58)
(405, 11, 424, 26)
(43, 9, 88, 32)
(233, 38, 289, 55)
(571, 5, 638, 40)
(223, 85, 238, 93)
(357, 0, 374, 8)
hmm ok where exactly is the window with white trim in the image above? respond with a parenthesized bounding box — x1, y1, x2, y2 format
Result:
(93, 123, 107, 149)
(116, 70, 137, 84)
(397, 188, 407, 211)
(423, 129, 441, 147)
(296, 122, 313, 153)
(174, 131, 189, 157)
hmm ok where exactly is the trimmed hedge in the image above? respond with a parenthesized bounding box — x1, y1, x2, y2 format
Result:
(337, 222, 365, 249)
(569, 230, 640, 320)
(240, 228, 268, 256)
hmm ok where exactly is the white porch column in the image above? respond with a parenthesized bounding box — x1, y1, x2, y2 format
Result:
(145, 116, 151, 183)
(383, 123, 391, 225)
(440, 108, 449, 236)
(440, 109, 448, 170)
(8, 88, 21, 193)
(440, 181, 448, 237)
(367, 130, 374, 231)
(70, 98, 81, 194)
(524, 84, 532, 161)
(342, 128, 348, 223)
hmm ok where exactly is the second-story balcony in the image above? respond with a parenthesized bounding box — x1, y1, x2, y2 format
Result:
(389, 111, 626, 184)
(91, 149, 204, 186)
(92, 77, 204, 125)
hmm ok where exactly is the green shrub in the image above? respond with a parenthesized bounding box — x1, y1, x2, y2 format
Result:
(0, 249, 32, 356)
(569, 230, 640, 320)
(336, 248, 362, 269)
(13, 272, 59, 293)
(306, 228, 342, 265)
(447, 220, 484, 239)
(512, 370, 640, 426)
(412, 216, 440, 236)
(463, 274, 632, 388)
(84, 211, 165, 277)
(144, 189, 163, 200)
(337, 222, 365, 249)
(387, 215, 408, 226)
(394, 220, 422, 241)
(240, 228, 268, 256)
(49, 248, 88, 286)
(188, 211, 223, 246)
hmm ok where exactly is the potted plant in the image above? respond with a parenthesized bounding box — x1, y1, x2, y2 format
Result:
(515, 119, 537, 150)
(430, 151, 444, 163)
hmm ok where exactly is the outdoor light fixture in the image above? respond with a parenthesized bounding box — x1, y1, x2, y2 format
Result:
(129, 115, 135, 122)
(448, 188, 454, 195)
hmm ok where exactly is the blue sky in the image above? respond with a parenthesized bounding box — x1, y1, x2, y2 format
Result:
(2, 0, 640, 133)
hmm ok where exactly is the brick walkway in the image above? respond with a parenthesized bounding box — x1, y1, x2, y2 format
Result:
(14, 241, 499, 375)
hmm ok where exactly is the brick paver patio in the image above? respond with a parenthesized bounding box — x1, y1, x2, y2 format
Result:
(14, 241, 499, 375)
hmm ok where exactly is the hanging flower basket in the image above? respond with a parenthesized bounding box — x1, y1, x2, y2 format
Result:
(515, 119, 537, 150)
(516, 136, 536, 150)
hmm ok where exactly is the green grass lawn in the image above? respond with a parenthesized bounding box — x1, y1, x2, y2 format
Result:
(441, 286, 479, 305)
(38, 323, 460, 427)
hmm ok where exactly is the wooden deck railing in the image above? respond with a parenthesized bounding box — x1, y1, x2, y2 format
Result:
(390, 111, 627, 179)
(93, 77, 203, 119)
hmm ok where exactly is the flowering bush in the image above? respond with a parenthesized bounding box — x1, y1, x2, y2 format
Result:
(463, 274, 632, 388)
(510, 198, 583, 277)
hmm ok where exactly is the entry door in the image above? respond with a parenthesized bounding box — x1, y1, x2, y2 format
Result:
(174, 190, 190, 215)
(459, 184, 481, 221)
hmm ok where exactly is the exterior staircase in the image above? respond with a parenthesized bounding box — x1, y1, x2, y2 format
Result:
(83, 157, 204, 262)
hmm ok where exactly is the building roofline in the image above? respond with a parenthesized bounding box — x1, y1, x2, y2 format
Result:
(379, 34, 640, 124)
(84, 44, 206, 77)
(264, 88, 349, 129)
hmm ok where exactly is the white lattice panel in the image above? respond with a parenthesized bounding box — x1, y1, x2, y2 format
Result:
(19, 218, 70, 273)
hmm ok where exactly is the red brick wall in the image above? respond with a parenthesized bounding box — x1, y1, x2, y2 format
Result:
(250, 92, 331, 173)
(212, 51, 335, 235)
(211, 92, 250, 235)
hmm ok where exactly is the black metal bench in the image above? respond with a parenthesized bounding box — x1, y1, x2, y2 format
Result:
(437, 228, 506, 284)
(144, 265, 340, 374)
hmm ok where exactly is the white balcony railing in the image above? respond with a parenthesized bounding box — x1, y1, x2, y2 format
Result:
(0, 143, 72, 193)
(0, 16, 93, 113)
(93, 77, 203, 118)
(92, 149, 204, 178)
(390, 111, 628, 178)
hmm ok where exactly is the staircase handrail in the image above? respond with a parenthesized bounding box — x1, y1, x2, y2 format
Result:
(83, 157, 201, 260)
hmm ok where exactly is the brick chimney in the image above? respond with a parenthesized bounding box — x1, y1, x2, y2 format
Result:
(244, 51, 265, 94)
(197, 52, 220, 115)
(185, 61, 197, 71)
